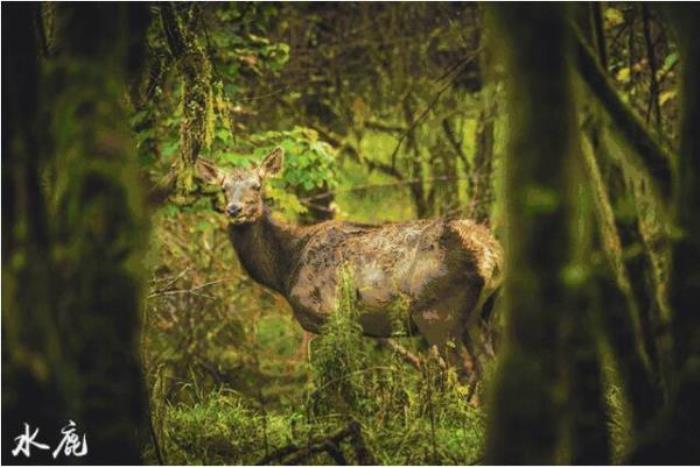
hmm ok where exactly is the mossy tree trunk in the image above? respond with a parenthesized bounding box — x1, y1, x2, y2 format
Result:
(160, 3, 214, 192)
(630, 6, 700, 463)
(581, 124, 665, 435)
(485, 4, 580, 463)
(485, 4, 611, 463)
(2, 3, 151, 464)
(577, 1, 671, 441)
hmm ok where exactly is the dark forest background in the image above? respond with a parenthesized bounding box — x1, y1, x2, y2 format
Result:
(3, 2, 700, 464)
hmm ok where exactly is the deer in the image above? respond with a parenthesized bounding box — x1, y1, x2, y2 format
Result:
(197, 147, 503, 391)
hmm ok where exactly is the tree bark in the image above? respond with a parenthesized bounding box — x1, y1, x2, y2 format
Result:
(402, 94, 430, 218)
(581, 128, 664, 434)
(2, 4, 151, 464)
(160, 3, 213, 190)
(484, 4, 588, 463)
(629, 6, 700, 463)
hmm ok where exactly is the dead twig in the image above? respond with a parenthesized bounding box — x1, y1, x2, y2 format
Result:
(378, 338, 422, 370)
(147, 279, 225, 300)
(256, 421, 373, 465)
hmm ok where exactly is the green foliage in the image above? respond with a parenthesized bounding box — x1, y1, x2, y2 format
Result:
(308, 267, 370, 415)
(147, 263, 488, 465)
(153, 390, 305, 465)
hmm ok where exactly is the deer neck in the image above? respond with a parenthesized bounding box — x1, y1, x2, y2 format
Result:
(228, 208, 305, 294)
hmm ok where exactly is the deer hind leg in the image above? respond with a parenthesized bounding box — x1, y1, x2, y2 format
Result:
(461, 325, 483, 404)
(410, 292, 473, 379)
(410, 292, 489, 404)
(477, 290, 500, 359)
(461, 288, 502, 403)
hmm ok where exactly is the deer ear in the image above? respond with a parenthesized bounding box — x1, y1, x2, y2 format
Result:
(259, 147, 284, 178)
(195, 159, 224, 185)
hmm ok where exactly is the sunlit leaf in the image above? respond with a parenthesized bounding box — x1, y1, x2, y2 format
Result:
(659, 89, 677, 106)
(604, 8, 624, 28)
(616, 67, 631, 82)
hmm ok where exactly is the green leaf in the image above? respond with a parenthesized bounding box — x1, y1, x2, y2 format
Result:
(196, 220, 214, 232)
(162, 141, 179, 158)
(663, 52, 678, 72)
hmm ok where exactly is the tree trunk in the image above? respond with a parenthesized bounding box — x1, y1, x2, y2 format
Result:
(484, 4, 601, 463)
(160, 3, 213, 191)
(578, 138, 670, 461)
(630, 6, 700, 463)
(2, 4, 151, 464)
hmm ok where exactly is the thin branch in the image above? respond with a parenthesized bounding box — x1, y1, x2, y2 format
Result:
(378, 338, 422, 370)
(151, 266, 192, 291)
(299, 175, 470, 202)
(309, 123, 405, 180)
(146, 395, 165, 465)
(574, 27, 673, 199)
(388, 51, 480, 170)
(641, 4, 662, 130)
(441, 118, 470, 171)
(433, 46, 483, 84)
(147, 279, 225, 300)
(389, 76, 458, 171)
(364, 120, 407, 133)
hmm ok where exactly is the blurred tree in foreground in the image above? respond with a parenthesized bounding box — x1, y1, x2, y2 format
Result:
(485, 3, 700, 464)
(484, 5, 609, 463)
(3, 3, 150, 464)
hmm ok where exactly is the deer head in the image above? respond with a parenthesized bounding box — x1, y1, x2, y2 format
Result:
(197, 147, 284, 224)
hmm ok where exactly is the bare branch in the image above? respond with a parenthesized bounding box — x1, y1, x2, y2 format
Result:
(574, 28, 673, 199)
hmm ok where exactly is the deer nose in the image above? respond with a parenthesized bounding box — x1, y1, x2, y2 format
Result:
(227, 205, 242, 216)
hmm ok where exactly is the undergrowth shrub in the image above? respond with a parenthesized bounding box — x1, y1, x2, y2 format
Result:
(308, 267, 371, 415)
